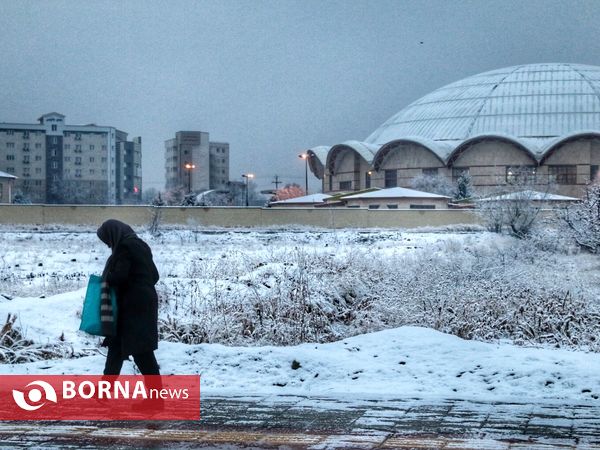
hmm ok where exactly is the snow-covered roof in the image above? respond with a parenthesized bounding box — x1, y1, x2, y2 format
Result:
(310, 63, 600, 179)
(270, 193, 332, 204)
(306, 146, 330, 165)
(365, 63, 600, 146)
(479, 190, 579, 202)
(342, 187, 450, 200)
(0, 170, 17, 179)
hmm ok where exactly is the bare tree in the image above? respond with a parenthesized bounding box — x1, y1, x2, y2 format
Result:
(271, 183, 306, 202)
(563, 183, 600, 253)
(477, 167, 551, 238)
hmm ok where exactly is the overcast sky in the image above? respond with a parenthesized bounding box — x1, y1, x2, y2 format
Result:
(2, 0, 600, 192)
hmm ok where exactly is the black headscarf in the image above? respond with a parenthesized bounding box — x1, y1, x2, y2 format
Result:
(97, 219, 137, 278)
(97, 219, 136, 252)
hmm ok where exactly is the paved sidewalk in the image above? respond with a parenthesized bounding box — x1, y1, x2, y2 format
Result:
(0, 395, 599, 448)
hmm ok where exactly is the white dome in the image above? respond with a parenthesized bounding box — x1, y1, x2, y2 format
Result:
(365, 63, 600, 150)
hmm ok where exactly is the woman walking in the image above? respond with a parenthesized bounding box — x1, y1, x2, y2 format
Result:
(96, 219, 161, 376)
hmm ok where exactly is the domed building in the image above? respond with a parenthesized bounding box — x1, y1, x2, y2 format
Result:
(306, 63, 600, 198)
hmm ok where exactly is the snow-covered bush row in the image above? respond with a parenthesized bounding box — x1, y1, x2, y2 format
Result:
(2, 227, 599, 354)
(155, 233, 600, 351)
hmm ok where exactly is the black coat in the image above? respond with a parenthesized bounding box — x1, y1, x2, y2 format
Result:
(102, 233, 160, 356)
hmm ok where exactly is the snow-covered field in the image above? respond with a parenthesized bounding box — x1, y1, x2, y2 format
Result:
(1, 226, 600, 405)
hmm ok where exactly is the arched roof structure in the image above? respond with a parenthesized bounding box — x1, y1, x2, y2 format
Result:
(311, 63, 600, 180)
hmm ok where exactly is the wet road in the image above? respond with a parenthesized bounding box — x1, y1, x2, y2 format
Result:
(1, 395, 599, 449)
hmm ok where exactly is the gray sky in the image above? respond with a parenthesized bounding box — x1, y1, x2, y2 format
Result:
(2, 0, 600, 193)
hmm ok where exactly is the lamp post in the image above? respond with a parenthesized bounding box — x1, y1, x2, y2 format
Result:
(298, 153, 309, 195)
(242, 173, 254, 206)
(184, 163, 196, 193)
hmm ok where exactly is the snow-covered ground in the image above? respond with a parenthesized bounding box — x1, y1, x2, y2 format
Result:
(1, 226, 600, 406)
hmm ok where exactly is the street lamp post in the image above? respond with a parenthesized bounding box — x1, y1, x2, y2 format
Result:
(184, 163, 196, 193)
(298, 153, 308, 195)
(242, 173, 254, 206)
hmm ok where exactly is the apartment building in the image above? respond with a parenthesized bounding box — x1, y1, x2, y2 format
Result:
(165, 131, 229, 192)
(0, 113, 142, 204)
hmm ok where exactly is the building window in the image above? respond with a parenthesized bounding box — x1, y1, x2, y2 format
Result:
(6, 155, 14, 160)
(387, 204, 398, 209)
(22, 168, 30, 177)
(52, 162, 58, 169)
(35, 180, 42, 186)
(75, 157, 82, 165)
(64, 144, 70, 150)
(90, 145, 95, 150)
(75, 144, 82, 152)
(51, 125, 57, 131)
(548, 165, 576, 185)
(52, 149, 58, 157)
(75, 133, 82, 140)
(35, 143, 42, 149)
(101, 157, 107, 163)
(90, 169, 95, 174)
(452, 167, 470, 182)
(6, 130, 13, 135)
(102, 145, 107, 151)
(75, 169, 82, 178)
(51, 137, 57, 144)
(6, 142, 14, 148)
(64, 157, 71, 162)
(365, 172, 372, 189)
(506, 165, 536, 184)
(23, 143, 30, 151)
(328, 176, 333, 192)
(339, 180, 352, 190)
(384, 169, 397, 188)
(23, 131, 29, 139)
(423, 168, 439, 176)
(35, 155, 42, 161)
(35, 168, 41, 174)
(591, 165, 599, 182)
(64, 132, 70, 137)
(90, 157, 95, 163)
(6, 167, 14, 173)
(410, 204, 436, 209)
(23, 155, 30, 164)
(368, 204, 380, 209)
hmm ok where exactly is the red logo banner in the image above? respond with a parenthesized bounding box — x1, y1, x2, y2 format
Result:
(0, 375, 200, 420)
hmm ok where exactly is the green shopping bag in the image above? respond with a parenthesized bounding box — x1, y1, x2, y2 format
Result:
(79, 275, 117, 336)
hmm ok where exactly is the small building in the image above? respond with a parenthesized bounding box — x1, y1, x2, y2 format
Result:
(339, 187, 450, 209)
(478, 190, 579, 208)
(0, 170, 16, 203)
(269, 193, 331, 207)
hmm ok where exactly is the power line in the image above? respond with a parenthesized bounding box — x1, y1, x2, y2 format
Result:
(272, 175, 282, 190)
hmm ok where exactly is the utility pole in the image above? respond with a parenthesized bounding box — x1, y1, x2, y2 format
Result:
(272, 175, 282, 191)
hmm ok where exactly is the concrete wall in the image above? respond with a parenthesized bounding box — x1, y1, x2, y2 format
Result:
(334, 150, 371, 191)
(0, 205, 481, 229)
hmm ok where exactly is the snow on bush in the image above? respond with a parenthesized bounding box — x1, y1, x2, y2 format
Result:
(2, 227, 600, 359)
(0, 313, 73, 363)
(155, 233, 600, 351)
